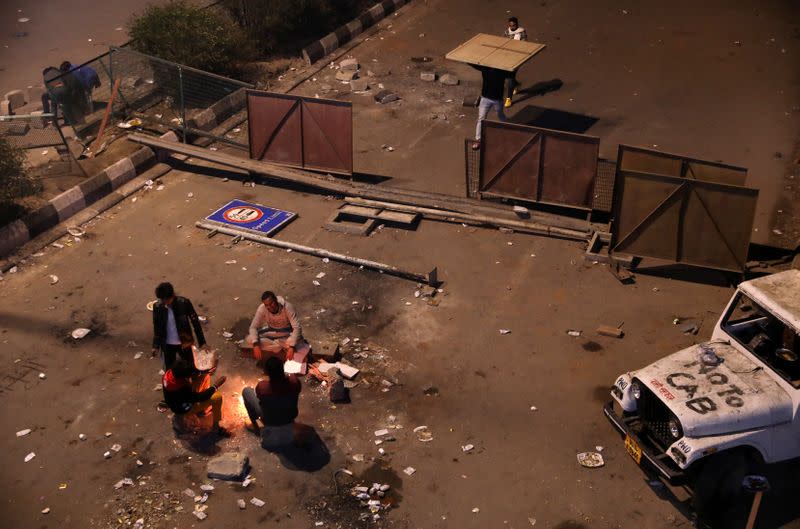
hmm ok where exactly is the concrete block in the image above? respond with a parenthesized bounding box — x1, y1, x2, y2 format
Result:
(313, 342, 341, 362)
(373, 89, 399, 104)
(350, 78, 369, 92)
(6, 121, 29, 135)
(0, 100, 12, 116)
(367, 67, 391, 78)
(439, 74, 459, 86)
(51, 186, 87, 222)
(207, 452, 249, 481)
(336, 70, 358, 82)
(339, 58, 359, 72)
(420, 72, 436, 82)
(4, 90, 25, 108)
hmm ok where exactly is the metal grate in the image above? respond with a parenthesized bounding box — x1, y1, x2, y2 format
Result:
(635, 379, 674, 450)
(591, 158, 616, 213)
(464, 138, 480, 198)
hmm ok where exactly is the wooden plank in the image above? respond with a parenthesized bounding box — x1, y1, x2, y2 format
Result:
(339, 204, 418, 224)
(127, 132, 592, 234)
(446, 33, 546, 71)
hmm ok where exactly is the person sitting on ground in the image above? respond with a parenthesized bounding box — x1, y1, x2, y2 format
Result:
(152, 282, 206, 369)
(247, 291, 309, 362)
(162, 359, 231, 437)
(242, 356, 302, 450)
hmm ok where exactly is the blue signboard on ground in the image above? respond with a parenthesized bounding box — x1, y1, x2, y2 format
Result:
(205, 199, 296, 236)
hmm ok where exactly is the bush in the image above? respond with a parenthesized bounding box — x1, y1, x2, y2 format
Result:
(0, 137, 38, 204)
(225, 0, 371, 54)
(128, 1, 254, 76)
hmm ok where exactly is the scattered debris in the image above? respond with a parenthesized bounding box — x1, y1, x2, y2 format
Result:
(110, 443, 122, 452)
(472, 507, 480, 513)
(566, 330, 582, 337)
(439, 74, 459, 86)
(41, 507, 50, 514)
(403, 466, 416, 476)
(250, 497, 265, 507)
(577, 452, 605, 468)
(67, 227, 85, 237)
(596, 325, 624, 338)
(103, 451, 112, 459)
(38, 372, 46, 379)
(16, 428, 31, 437)
(24, 452, 35, 462)
(461, 444, 474, 452)
(71, 328, 91, 339)
(420, 72, 436, 82)
(679, 322, 699, 335)
(79, 434, 86, 441)
(374, 429, 390, 437)
(499, 329, 511, 335)
(374, 89, 399, 104)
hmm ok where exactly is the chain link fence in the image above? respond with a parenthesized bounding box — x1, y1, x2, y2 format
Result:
(0, 114, 68, 150)
(110, 47, 252, 146)
(40, 46, 252, 147)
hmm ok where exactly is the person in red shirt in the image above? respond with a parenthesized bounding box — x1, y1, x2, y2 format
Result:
(242, 356, 302, 450)
(162, 360, 231, 438)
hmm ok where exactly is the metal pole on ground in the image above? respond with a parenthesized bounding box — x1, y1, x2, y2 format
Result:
(195, 220, 439, 286)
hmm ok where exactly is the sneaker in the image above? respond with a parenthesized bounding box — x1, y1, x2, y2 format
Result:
(504, 97, 512, 108)
(471, 141, 481, 151)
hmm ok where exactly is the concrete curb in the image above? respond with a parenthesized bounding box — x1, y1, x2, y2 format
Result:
(302, 0, 411, 65)
(0, 163, 171, 272)
(0, 138, 164, 258)
(186, 87, 248, 133)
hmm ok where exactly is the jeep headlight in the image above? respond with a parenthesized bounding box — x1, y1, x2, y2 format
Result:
(631, 381, 641, 400)
(669, 418, 682, 439)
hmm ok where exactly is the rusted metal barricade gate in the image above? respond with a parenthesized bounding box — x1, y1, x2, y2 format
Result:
(611, 145, 758, 273)
(477, 121, 600, 211)
(246, 90, 353, 176)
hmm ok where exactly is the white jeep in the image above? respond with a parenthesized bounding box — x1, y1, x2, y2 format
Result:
(605, 269, 800, 519)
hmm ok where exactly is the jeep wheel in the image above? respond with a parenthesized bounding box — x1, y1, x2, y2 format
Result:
(691, 450, 761, 528)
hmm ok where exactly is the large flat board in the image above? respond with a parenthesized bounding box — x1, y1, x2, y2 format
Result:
(446, 33, 546, 71)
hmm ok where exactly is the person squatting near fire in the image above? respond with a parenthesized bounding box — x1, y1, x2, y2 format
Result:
(242, 356, 303, 450)
(152, 282, 206, 369)
(162, 359, 232, 437)
(247, 291, 311, 362)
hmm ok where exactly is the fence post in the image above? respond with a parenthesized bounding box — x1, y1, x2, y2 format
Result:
(178, 65, 186, 143)
(108, 47, 115, 122)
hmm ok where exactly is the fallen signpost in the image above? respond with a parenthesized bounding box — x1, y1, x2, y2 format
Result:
(195, 220, 439, 286)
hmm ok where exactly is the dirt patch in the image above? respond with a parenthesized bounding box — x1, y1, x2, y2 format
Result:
(582, 341, 604, 352)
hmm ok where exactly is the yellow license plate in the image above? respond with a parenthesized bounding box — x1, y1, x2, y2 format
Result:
(625, 434, 642, 465)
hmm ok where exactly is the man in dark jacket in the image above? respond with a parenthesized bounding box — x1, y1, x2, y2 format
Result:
(152, 282, 206, 369)
(470, 64, 511, 150)
(162, 359, 230, 437)
(42, 65, 84, 125)
(242, 356, 302, 450)
(60, 61, 101, 113)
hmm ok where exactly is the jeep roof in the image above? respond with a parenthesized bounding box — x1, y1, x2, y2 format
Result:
(738, 269, 800, 330)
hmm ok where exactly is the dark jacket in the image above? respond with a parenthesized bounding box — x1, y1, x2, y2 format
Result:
(470, 64, 511, 101)
(255, 376, 301, 426)
(152, 296, 206, 350)
(162, 369, 215, 414)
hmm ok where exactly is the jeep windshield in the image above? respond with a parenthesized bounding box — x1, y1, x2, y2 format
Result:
(722, 293, 800, 388)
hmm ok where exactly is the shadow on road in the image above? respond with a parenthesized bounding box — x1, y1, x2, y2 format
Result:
(274, 423, 331, 472)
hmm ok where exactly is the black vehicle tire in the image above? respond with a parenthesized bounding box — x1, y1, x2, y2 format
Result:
(691, 449, 761, 529)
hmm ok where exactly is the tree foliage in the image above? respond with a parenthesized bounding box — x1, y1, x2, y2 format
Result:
(128, 1, 253, 76)
(0, 137, 37, 204)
